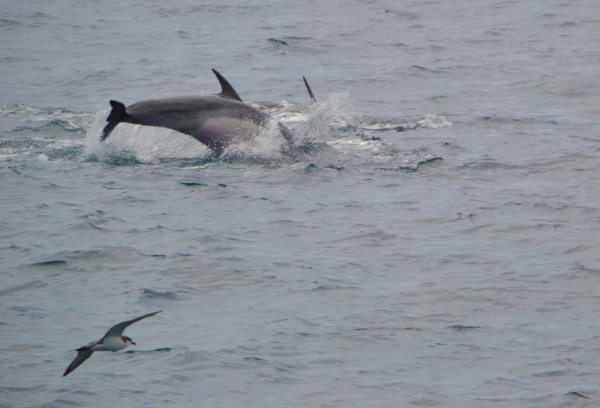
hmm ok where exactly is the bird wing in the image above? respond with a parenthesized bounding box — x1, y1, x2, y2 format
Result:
(63, 349, 94, 377)
(102, 311, 162, 339)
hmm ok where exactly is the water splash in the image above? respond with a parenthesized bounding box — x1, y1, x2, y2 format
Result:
(357, 113, 451, 132)
(417, 114, 452, 129)
(81, 95, 443, 170)
(293, 92, 353, 147)
(220, 117, 290, 163)
(84, 109, 210, 165)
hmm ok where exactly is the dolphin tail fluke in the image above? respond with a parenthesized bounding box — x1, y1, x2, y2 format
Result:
(102, 100, 127, 141)
(212, 69, 243, 102)
(303, 76, 316, 103)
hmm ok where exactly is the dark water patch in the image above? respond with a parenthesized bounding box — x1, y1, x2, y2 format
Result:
(472, 115, 560, 127)
(354, 327, 421, 331)
(124, 347, 172, 354)
(119, 390, 145, 395)
(268, 38, 288, 45)
(0, 19, 22, 27)
(326, 164, 344, 170)
(30, 11, 58, 20)
(83, 70, 119, 83)
(532, 370, 569, 378)
(458, 161, 519, 171)
(409, 65, 444, 75)
(169, 351, 210, 365)
(0, 385, 45, 393)
(79, 210, 126, 229)
(30, 259, 67, 267)
(245, 357, 268, 363)
(382, 9, 420, 20)
(573, 264, 600, 274)
(0, 244, 30, 257)
(355, 117, 417, 132)
(376, 155, 442, 172)
(53, 399, 82, 407)
(99, 181, 126, 191)
(424, 95, 450, 103)
(284, 36, 313, 41)
(563, 245, 591, 255)
(141, 288, 183, 301)
(328, 231, 399, 244)
(0, 281, 47, 297)
(85, 155, 147, 166)
(491, 223, 563, 234)
(308, 358, 346, 366)
(566, 391, 590, 399)
(180, 181, 209, 187)
(196, 235, 224, 244)
(449, 325, 480, 331)
(304, 163, 318, 172)
(441, 142, 466, 150)
(71, 390, 97, 396)
(26, 249, 117, 269)
(310, 285, 360, 292)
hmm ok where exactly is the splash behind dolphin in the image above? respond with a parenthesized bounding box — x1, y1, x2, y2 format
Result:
(101, 70, 294, 154)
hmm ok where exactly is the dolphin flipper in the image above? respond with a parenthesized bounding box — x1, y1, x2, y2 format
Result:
(303, 76, 316, 103)
(102, 100, 128, 141)
(212, 69, 243, 102)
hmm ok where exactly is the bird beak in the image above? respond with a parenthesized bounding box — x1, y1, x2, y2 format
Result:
(131, 341, 136, 345)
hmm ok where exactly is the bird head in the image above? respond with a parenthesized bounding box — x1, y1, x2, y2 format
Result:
(122, 336, 136, 345)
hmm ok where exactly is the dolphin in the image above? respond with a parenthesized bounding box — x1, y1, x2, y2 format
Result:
(101, 69, 295, 154)
(252, 76, 316, 113)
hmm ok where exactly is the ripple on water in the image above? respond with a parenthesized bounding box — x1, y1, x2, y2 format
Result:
(140, 288, 185, 301)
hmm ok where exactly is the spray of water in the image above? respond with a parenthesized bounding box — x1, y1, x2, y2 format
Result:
(81, 94, 441, 170)
(293, 92, 353, 148)
(84, 109, 209, 164)
(220, 117, 289, 162)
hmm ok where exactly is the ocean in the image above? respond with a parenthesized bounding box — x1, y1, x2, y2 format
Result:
(1, 0, 600, 407)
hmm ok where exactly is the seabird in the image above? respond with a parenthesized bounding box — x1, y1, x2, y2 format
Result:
(63, 310, 162, 377)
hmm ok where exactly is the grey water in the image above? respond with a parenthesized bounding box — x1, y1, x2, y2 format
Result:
(2, 0, 600, 407)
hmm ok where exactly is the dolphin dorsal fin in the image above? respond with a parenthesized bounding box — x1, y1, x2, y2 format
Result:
(212, 69, 243, 102)
(303, 76, 316, 103)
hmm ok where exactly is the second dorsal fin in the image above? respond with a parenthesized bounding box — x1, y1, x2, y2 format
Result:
(212, 69, 243, 102)
(303, 76, 316, 103)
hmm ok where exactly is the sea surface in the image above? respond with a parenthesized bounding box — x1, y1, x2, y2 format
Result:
(2, 1, 600, 407)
